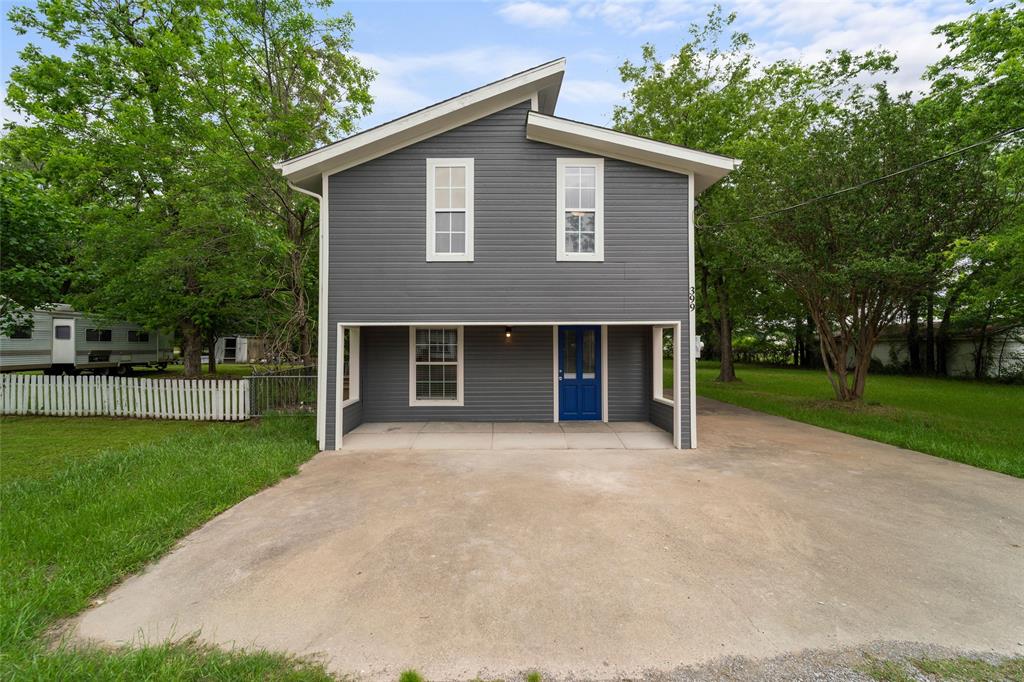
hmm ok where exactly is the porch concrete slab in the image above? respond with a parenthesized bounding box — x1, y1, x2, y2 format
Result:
(349, 422, 426, 435)
(411, 432, 494, 450)
(558, 421, 613, 432)
(491, 431, 567, 449)
(420, 422, 494, 434)
(72, 398, 1024, 681)
(340, 432, 417, 450)
(564, 432, 625, 449)
(616, 430, 675, 449)
(492, 422, 562, 434)
(609, 421, 664, 433)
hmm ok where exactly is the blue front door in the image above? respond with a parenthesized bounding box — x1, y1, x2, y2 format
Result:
(559, 325, 601, 420)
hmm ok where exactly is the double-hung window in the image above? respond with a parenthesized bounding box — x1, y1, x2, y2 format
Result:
(426, 158, 474, 262)
(409, 326, 464, 406)
(557, 157, 604, 261)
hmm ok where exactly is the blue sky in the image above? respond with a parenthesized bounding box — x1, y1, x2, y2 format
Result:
(1, 0, 976, 131)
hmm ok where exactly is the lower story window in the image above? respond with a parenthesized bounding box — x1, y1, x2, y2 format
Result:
(409, 326, 463, 406)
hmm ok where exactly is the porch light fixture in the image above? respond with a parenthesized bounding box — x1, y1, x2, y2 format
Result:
(505, 326, 512, 338)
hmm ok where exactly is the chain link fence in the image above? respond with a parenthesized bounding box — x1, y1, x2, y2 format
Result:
(248, 366, 316, 416)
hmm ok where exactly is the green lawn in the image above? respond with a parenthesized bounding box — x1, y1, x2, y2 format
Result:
(697, 362, 1024, 478)
(0, 416, 212, 480)
(0, 414, 330, 679)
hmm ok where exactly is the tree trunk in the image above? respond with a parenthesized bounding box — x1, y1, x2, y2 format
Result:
(925, 290, 935, 375)
(907, 296, 921, 374)
(207, 331, 217, 375)
(973, 303, 994, 379)
(936, 301, 954, 377)
(715, 276, 736, 382)
(288, 242, 314, 367)
(180, 320, 202, 379)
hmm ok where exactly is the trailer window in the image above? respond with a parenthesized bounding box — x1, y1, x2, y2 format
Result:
(86, 329, 112, 342)
(10, 323, 32, 339)
(54, 325, 71, 340)
(128, 330, 150, 342)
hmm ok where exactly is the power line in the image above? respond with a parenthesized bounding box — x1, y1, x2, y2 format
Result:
(697, 125, 1024, 229)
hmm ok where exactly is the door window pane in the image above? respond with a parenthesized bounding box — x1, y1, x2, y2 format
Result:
(582, 330, 596, 379)
(55, 325, 71, 340)
(564, 330, 577, 379)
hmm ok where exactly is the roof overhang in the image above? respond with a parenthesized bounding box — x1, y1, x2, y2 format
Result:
(276, 58, 566, 193)
(526, 111, 740, 194)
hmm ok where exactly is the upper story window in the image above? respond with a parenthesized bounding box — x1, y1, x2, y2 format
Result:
(426, 158, 474, 262)
(86, 328, 112, 342)
(557, 157, 604, 262)
(127, 330, 149, 343)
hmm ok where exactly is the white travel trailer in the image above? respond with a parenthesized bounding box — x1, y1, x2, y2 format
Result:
(0, 305, 173, 375)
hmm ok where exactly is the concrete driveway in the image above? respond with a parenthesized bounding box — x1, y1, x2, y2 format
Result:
(72, 399, 1024, 680)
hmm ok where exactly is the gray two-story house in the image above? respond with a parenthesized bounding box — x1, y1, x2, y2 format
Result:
(276, 59, 738, 451)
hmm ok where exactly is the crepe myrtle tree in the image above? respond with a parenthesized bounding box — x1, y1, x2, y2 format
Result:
(613, 5, 895, 382)
(740, 85, 997, 400)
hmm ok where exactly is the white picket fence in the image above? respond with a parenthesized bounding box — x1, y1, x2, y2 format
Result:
(0, 374, 250, 421)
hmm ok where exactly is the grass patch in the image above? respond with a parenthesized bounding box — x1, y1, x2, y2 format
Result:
(0, 416, 212, 481)
(697, 362, 1024, 478)
(861, 653, 1024, 681)
(399, 669, 425, 682)
(0, 414, 322, 678)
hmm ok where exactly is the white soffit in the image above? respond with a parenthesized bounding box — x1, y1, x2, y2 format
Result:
(276, 58, 566, 192)
(526, 111, 740, 194)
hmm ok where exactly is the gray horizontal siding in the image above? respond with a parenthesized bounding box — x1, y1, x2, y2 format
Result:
(650, 399, 674, 433)
(607, 326, 649, 421)
(359, 325, 553, 423)
(342, 399, 363, 435)
(327, 101, 687, 323)
(324, 100, 694, 448)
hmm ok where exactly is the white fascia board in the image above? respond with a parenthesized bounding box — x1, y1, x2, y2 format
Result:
(276, 59, 566, 188)
(526, 112, 740, 195)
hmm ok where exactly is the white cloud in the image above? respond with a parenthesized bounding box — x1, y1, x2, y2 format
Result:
(561, 78, 624, 105)
(575, 1, 692, 35)
(735, 0, 971, 95)
(498, 1, 572, 28)
(353, 47, 551, 129)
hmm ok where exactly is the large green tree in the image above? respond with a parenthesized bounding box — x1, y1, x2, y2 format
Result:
(0, 170, 75, 335)
(4, 0, 373, 375)
(613, 6, 892, 384)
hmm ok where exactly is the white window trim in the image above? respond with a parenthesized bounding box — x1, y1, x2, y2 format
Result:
(408, 325, 465, 407)
(426, 158, 474, 262)
(339, 325, 360, 408)
(652, 325, 674, 406)
(556, 157, 604, 262)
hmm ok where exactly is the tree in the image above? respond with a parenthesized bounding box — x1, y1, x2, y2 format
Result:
(613, 6, 893, 384)
(0, 170, 75, 334)
(194, 0, 373, 364)
(739, 86, 998, 400)
(4, 0, 373, 375)
(922, 0, 1024, 378)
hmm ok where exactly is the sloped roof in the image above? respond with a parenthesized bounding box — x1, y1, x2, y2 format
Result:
(525, 112, 738, 194)
(276, 58, 739, 195)
(275, 58, 566, 192)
